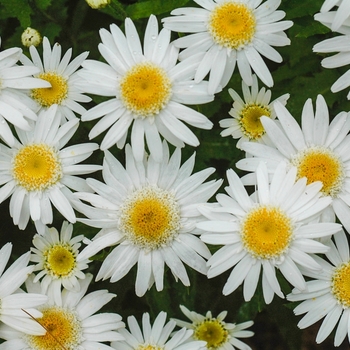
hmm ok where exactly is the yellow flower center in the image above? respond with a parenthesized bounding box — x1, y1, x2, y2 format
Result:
(241, 205, 293, 259)
(31, 72, 68, 107)
(194, 319, 229, 349)
(119, 186, 181, 250)
(119, 62, 172, 118)
(208, 1, 256, 50)
(239, 104, 271, 140)
(332, 262, 350, 308)
(44, 244, 77, 278)
(12, 144, 62, 192)
(291, 147, 345, 197)
(26, 307, 81, 350)
(137, 345, 163, 350)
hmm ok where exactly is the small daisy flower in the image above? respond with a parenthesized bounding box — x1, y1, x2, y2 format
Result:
(75, 141, 222, 297)
(219, 74, 289, 149)
(288, 229, 350, 347)
(197, 162, 341, 304)
(20, 36, 91, 122)
(162, 0, 293, 94)
(0, 243, 48, 336)
(30, 221, 92, 302)
(111, 311, 206, 350)
(173, 305, 254, 350)
(0, 104, 102, 230)
(0, 273, 125, 349)
(78, 14, 214, 162)
(318, 0, 350, 31)
(21, 27, 42, 48)
(237, 94, 350, 229)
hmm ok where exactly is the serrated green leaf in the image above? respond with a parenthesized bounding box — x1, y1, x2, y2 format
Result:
(0, 0, 32, 28)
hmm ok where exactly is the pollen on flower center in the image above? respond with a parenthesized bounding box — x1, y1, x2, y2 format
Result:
(291, 146, 345, 197)
(44, 244, 77, 277)
(119, 186, 181, 250)
(208, 1, 256, 50)
(26, 307, 81, 350)
(137, 345, 163, 350)
(120, 62, 172, 118)
(194, 318, 229, 349)
(241, 205, 293, 259)
(239, 104, 271, 140)
(12, 144, 62, 192)
(331, 262, 350, 308)
(31, 72, 68, 107)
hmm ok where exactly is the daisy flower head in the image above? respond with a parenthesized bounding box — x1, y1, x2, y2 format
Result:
(0, 104, 102, 230)
(162, 0, 293, 94)
(318, 0, 350, 31)
(75, 141, 223, 297)
(287, 229, 350, 347)
(0, 273, 125, 349)
(78, 14, 214, 162)
(219, 74, 289, 149)
(20, 36, 91, 122)
(112, 311, 206, 350)
(197, 161, 342, 304)
(0, 39, 50, 145)
(30, 221, 92, 302)
(237, 94, 350, 228)
(173, 305, 254, 350)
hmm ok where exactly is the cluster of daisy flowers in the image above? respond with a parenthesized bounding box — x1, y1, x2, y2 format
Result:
(1, 0, 350, 348)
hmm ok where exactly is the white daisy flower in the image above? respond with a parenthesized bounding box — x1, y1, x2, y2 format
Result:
(30, 221, 92, 302)
(237, 94, 350, 228)
(0, 39, 50, 145)
(20, 36, 91, 122)
(319, 0, 350, 31)
(111, 311, 206, 350)
(0, 243, 48, 336)
(78, 14, 214, 162)
(219, 74, 289, 149)
(75, 141, 223, 297)
(173, 305, 254, 350)
(287, 229, 350, 347)
(162, 0, 293, 94)
(0, 273, 125, 349)
(197, 161, 341, 304)
(0, 104, 102, 230)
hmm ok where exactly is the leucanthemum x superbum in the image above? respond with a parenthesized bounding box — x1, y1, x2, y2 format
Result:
(30, 221, 92, 304)
(219, 74, 289, 149)
(0, 104, 101, 230)
(288, 230, 350, 347)
(162, 0, 293, 94)
(173, 305, 254, 350)
(78, 14, 214, 162)
(111, 311, 206, 350)
(318, 0, 350, 31)
(237, 94, 350, 227)
(0, 273, 125, 350)
(75, 141, 223, 297)
(20, 36, 91, 122)
(197, 162, 341, 304)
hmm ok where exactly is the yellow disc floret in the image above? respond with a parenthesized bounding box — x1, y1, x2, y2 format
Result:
(332, 262, 350, 308)
(12, 144, 62, 192)
(208, 1, 256, 50)
(194, 318, 229, 349)
(32, 72, 68, 107)
(241, 205, 293, 259)
(239, 104, 271, 140)
(26, 307, 81, 350)
(119, 186, 181, 250)
(120, 62, 172, 118)
(44, 244, 77, 278)
(291, 146, 345, 197)
(137, 345, 163, 350)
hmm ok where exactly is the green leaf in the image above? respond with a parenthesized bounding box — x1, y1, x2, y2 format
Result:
(34, 0, 52, 11)
(0, 0, 32, 28)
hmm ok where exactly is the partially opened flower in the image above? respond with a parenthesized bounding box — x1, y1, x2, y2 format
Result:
(111, 311, 205, 350)
(0, 104, 101, 229)
(75, 141, 222, 297)
(20, 36, 91, 122)
(173, 305, 254, 350)
(78, 14, 214, 162)
(162, 0, 293, 94)
(318, 0, 350, 31)
(198, 162, 341, 304)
